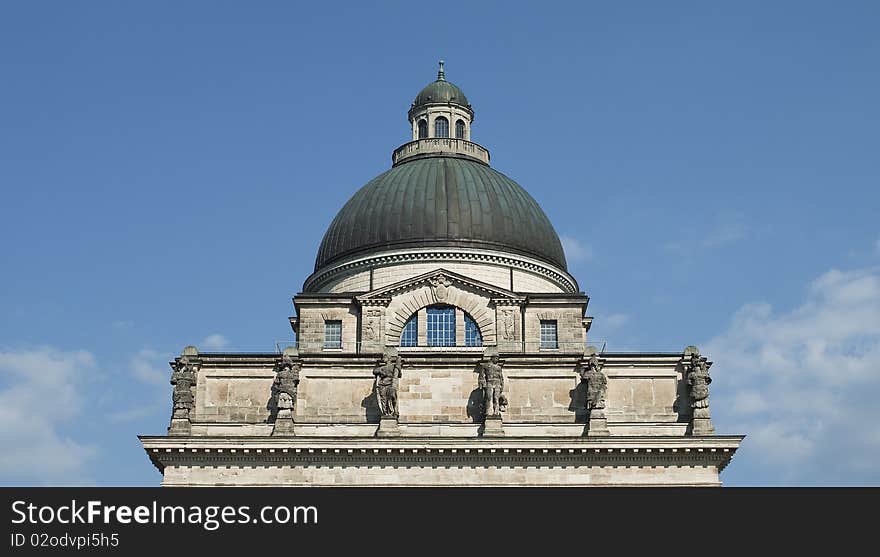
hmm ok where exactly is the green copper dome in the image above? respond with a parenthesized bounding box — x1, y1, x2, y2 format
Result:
(411, 61, 471, 111)
(314, 156, 567, 272)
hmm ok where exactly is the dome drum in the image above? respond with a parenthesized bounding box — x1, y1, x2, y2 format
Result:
(392, 138, 490, 166)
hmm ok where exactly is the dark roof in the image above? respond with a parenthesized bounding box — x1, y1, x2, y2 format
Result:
(314, 156, 567, 272)
(411, 61, 471, 111)
(412, 79, 470, 111)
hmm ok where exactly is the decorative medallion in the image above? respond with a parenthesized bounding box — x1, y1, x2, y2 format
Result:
(429, 274, 453, 302)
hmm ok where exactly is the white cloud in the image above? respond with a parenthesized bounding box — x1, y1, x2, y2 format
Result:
(202, 334, 229, 350)
(130, 349, 167, 386)
(108, 403, 166, 423)
(560, 235, 593, 263)
(701, 220, 748, 248)
(111, 320, 133, 330)
(0, 347, 99, 484)
(705, 266, 880, 484)
(664, 215, 748, 255)
(604, 313, 629, 329)
(108, 349, 173, 424)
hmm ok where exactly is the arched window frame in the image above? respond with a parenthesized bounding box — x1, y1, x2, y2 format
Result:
(417, 119, 428, 139)
(434, 116, 449, 138)
(464, 313, 482, 347)
(400, 314, 418, 347)
(398, 305, 484, 348)
(455, 119, 466, 139)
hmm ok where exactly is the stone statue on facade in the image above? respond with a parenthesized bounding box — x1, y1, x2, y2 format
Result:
(169, 346, 200, 435)
(273, 353, 301, 414)
(578, 353, 607, 411)
(687, 357, 711, 409)
(578, 348, 609, 436)
(683, 346, 715, 435)
(272, 348, 301, 436)
(374, 351, 403, 418)
(478, 353, 506, 417)
(171, 356, 197, 418)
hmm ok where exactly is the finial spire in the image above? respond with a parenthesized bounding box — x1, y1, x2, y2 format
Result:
(437, 59, 445, 81)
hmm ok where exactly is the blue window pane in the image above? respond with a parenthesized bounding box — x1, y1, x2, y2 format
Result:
(400, 314, 418, 347)
(324, 320, 342, 349)
(540, 320, 558, 349)
(434, 117, 449, 138)
(427, 306, 455, 347)
(464, 314, 482, 347)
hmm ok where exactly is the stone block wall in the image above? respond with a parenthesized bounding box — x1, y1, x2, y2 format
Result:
(190, 354, 686, 430)
(194, 366, 274, 423)
(523, 303, 587, 352)
(295, 301, 359, 353)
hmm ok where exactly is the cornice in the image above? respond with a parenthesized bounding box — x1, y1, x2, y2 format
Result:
(141, 435, 743, 473)
(304, 249, 579, 294)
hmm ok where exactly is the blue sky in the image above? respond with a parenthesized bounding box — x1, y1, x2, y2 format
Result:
(1, 1, 878, 486)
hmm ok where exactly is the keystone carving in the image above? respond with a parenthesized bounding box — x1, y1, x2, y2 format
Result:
(429, 274, 453, 302)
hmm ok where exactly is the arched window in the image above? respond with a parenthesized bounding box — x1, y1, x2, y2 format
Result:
(400, 314, 418, 347)
(427, 305, 455, 346)
(434, 117, 449, 138)
(455, 119, 466, 139)
(417, 119, 428, 139)
(464, 314, 482, 347)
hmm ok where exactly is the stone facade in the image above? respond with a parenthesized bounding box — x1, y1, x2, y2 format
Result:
(143, 346, 741, 485)
(140, 64, 743, 486)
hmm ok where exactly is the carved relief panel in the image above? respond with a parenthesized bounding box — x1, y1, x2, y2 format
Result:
(494, 302, 522, 352)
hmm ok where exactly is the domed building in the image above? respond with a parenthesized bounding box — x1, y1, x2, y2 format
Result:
(141, 63, 743, 486)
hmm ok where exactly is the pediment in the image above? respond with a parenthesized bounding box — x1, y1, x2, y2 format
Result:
(356, 268, 524, 305)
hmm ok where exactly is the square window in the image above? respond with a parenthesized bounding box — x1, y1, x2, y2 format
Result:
(324, 320, 342, 349)
(540, 320, 558, 349)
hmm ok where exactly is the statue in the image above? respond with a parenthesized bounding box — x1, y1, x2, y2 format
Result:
(578, 353, 607, 411)
(374, 352, 403, 418)
(170, 354, 198, 419)
(683, 347, 715, 435)
(687, 356, 712, 410)
(478, 353, 506, 417)
(272, 353, 301, 414)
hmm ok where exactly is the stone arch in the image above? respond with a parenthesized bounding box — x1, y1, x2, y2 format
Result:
(384, 283, 496, 346)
